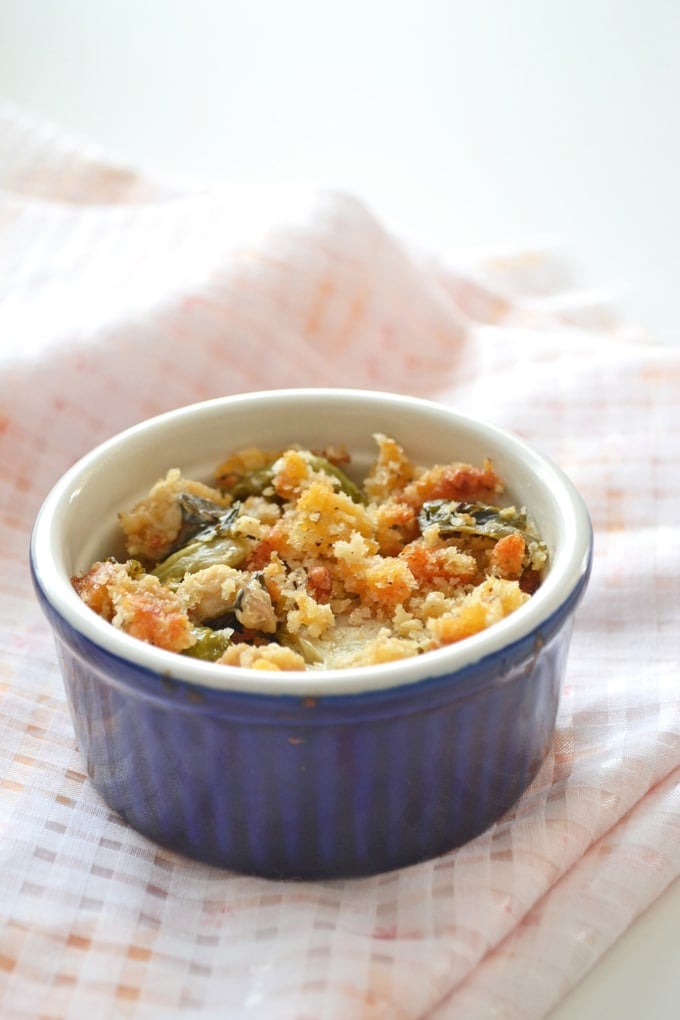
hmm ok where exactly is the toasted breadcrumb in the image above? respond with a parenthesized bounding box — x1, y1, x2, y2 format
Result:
(73, 434, 547, 671)
(74, 560, 194, 651)
(285, 479, 375, 557)
(427, 577, 529, 645)
(177, 564, 242, 623)
(218, 643, 306, 671)
(364, 433, 415, 500)
(120, 469, 230, 559)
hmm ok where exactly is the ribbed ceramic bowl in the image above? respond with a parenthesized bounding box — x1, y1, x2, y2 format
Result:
(31, 388, 592, 879)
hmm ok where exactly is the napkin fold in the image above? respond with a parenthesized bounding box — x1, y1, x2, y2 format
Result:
(1, 105, 678, 1019)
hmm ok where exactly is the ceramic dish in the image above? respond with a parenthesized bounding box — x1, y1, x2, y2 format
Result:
(30, 388, 592, 878)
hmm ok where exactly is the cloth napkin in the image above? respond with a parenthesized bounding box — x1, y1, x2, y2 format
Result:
(1, 104, 679, 1020)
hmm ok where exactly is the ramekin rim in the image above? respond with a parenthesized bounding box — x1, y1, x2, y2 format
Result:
(30, 388, 594, 697)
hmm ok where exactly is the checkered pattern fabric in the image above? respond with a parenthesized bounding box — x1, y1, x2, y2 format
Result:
(1, 105, 679, 1019)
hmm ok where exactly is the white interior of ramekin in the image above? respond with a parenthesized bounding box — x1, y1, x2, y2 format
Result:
(31, 389, 592, 695)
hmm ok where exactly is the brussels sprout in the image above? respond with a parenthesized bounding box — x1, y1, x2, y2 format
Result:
(153, 503, 249, 585)
(220, 467, 277, 501)
(418, 499, 548, 570)
(418, 500, 531, 540)
(163, 492, 235, 556)
(219, 455, 365, 504)
(182, 625, 233, 661)
(280, 632, 324, 665)
(308, 456, 366, 504)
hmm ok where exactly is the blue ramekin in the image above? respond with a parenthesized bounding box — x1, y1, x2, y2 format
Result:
(30, 389, 593, 878)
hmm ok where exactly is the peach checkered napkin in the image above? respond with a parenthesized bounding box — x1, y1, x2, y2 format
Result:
(1, 105, 678, 1020)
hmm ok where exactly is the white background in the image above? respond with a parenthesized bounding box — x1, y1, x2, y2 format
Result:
(1, 2, 679, 1017)
(1, 0, 679, 343)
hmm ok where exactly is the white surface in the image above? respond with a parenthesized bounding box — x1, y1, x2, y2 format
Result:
(549, 875, 680, 1020)
(2, 2, 679, 1016)
(1, 0, 679, 344)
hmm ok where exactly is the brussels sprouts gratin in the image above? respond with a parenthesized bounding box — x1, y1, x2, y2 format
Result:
(71, 435, 548, 671)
